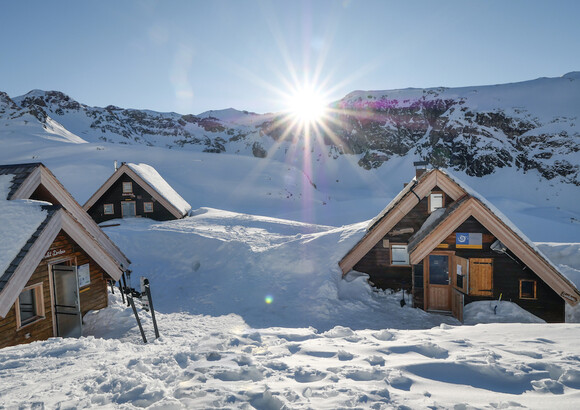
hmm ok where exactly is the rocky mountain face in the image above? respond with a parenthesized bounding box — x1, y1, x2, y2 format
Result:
(1, 72, 579, 185)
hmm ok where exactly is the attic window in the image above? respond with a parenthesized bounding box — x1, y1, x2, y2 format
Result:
(429, 192, 444, 213)
(122, 182, 133, 194)
(391, 244, 409, 266)
(520, 280, 537, 300)
(16, 283, 45, 328)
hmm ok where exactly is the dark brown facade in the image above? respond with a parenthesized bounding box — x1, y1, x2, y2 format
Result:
(340, 169, 576, 323)
(86, 174, 176, 223)
(0, 231, 111, 349)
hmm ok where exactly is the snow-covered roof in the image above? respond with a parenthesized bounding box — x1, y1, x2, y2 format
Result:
(126, 163, 191, 216)
(0, 174, 49, 288)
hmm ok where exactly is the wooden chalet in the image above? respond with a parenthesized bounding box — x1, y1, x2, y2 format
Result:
(339, 163, 580, 323)
(83, 162, 191, 223)
(0, 163, 129, 349)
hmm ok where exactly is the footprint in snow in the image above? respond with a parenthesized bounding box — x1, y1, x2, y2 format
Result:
(304, 350, 336, 358)
(365, 355, 385, 366)
(346, 369, 386, 381)
(206, 352, 222, 361)
(294, 368, 327, 383)
(337, 350, 355, 361)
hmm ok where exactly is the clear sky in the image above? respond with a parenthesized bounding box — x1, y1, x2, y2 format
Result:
(1, 0, 579, 115)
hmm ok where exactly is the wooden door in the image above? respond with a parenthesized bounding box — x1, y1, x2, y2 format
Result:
(426, 254, 451, 311)
(451, 289, 464, 322)
(469, 258, 493, 296)
(52, 265, 82, 338)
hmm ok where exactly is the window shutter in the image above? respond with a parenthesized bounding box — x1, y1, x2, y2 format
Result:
(469, 258, 493, 296)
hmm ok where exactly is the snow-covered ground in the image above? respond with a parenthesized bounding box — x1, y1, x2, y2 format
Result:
(2, 128, 580, 408)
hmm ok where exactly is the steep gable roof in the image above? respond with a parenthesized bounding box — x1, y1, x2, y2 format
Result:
(339, 169, 466, 274)
(0, 162, 130, 269)
(83, 163, 191, 219)
(0, 205, 124, 318)
(338, 168, 580, 306)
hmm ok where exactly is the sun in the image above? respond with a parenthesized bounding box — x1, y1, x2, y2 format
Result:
(286, 87, 328, 125)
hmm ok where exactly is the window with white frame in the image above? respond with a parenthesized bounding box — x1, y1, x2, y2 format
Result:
(103, 203, 114, 215)
(391, 244, 409, 266)
(122, 182, 133, 194)
(429, 192, 444, 213)
(144, 202, 154, 213)
(16, 283, 44, 328)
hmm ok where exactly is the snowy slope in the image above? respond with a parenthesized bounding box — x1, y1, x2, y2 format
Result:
(1, 210, 580, 408)
(1, 75, 580, 408)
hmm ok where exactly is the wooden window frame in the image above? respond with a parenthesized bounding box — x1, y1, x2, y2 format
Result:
(15, 283, 45, 329)
(390, 244, 410, 266)
(143, 202, 154, 213)
(519, 279, 537, 300)
(103, 203, 114, 215)
(122, 181, 133, 195)
(429, 192, 445, 213)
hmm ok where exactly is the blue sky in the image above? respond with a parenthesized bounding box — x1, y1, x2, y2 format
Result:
(1, 0, 579, 114)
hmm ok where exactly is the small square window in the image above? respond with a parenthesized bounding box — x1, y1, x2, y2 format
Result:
(144, 202, 154, 213)
(103, 204, 114, 215)
(391, 244, 409, 266)
(17, 283, 44, 328)
(429, 193, 444, 213)
(122, 182, 133, 194)
(520, 280, 537, 300)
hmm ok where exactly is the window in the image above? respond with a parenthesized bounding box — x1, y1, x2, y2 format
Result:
(103, 204, 114, 215)
(144, 202, 154, 213)
(391, 244, 409, 266)
(520, 280, 537, 300)
(429, 192, 444, 213)
(16, 283, 44, 328)
(122, 182, 133, 194)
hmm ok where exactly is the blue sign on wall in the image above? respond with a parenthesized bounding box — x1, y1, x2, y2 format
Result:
(456, 232, 482, 249)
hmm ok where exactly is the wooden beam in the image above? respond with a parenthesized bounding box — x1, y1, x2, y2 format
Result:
(409, 196, 580, 305)
(434, 170, 467, 201)
(409, 199, 475, 264)
(339, 171, 439, 274)
(469, 200, 580, 305)
(60, 210, 123, 281)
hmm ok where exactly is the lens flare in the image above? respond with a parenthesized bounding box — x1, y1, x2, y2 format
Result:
(265, 295, 274, 304)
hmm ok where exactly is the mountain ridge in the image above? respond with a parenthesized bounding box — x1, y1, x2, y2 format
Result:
(1, 72, 578, 185)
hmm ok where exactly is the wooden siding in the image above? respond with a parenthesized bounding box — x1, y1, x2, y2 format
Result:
(0, 231, 110, 349)
(87, 174, 176, 223)
(353, 188, 454, 292)
(435, 217, 565, 322)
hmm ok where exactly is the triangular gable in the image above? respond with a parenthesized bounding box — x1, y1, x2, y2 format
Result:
(0, 208, 123, 318)
(339, 169, 466, 274)
(83, 163, 189, 219)
(5, 163, 130, 269)
(407, 196, 580, 305)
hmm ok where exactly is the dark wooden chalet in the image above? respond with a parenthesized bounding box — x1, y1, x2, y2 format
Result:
(83, 162, 191, 223)
(1, 163, 128, 349)
(339, 165, 580, 323)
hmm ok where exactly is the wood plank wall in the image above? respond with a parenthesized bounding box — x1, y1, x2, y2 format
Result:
(0, 231, 111, 349)
(451, 217, 564, 322)
(354, 188, 453, 292)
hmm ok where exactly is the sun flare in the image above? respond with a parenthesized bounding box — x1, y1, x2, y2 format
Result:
(286, 87, 328, 125)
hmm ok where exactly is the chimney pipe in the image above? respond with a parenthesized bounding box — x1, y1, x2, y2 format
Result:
(114, 160, 118, 171)
(413, 160, 429, 179)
